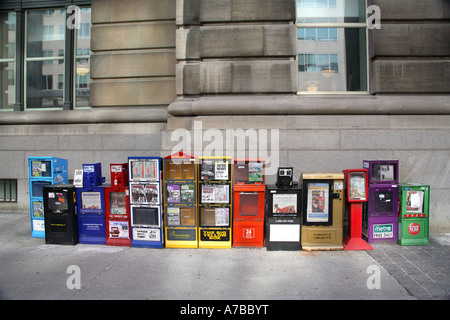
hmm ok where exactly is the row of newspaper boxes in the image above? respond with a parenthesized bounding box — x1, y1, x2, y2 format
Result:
(29, 154, 430, 250)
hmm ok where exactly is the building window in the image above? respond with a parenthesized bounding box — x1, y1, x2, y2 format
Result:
(0, 179, 17, 202)
(25, 7, 91, 109)
(0, 12, 16, 110)
(297, 0, 368, 93)
(0, 2, 91, 110)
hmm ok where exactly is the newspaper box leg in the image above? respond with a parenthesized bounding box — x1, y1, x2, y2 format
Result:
(344, 202, 373, 250)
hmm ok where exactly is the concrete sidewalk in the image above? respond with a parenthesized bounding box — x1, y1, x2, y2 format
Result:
(0, 212, 448, 300)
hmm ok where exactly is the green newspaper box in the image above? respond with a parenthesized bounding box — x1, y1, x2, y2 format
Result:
(398, 183, 430, 246)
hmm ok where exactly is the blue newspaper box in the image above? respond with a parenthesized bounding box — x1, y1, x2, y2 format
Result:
(28, 157, 68, 238)
(76, 163, 106, 244)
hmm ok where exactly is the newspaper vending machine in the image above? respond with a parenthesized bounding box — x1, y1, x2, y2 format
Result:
(265, 167, 302, 251)
(164, 152, 198, 248)
(28, 157, 68, 238)
(76, 163, 106, 245)
(363, 160, 399, 243)
(129, 157, 164, 248)
(105, 163, 131, 246)
(301, 172, 345, 251)
(233, 159, 265, 247)
(43, 184, 78, 245)
(198, 156, 233, 249)
(342, 169, 372, 250)
(398, 183, 430, 246)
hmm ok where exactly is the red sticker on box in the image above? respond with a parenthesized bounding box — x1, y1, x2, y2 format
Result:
(408, 223, 421, 236)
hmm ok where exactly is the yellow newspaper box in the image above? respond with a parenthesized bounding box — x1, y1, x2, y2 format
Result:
(300, 173, 345, 251)
(198, 156, 233, 249)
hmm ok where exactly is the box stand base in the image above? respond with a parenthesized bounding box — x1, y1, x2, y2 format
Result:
(302, 244, 343, 251)
(343, 236, 373, 250)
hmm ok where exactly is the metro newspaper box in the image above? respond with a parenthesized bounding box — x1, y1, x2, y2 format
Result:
(105, 163, 131, 246)
(398, 183, 430, 246)
(233, 159, 265, 247)
(28, 157, 68, 238)
(363, 160, 399, 243)
(198, 156, 233, 249)
(76, 163, 106, 245)
(164, 152, 198, 248)
(43, 184, 78, 245)
(129, 157, 164, 248)
(342, 169, 372, 250)
(265, 167, 302, 251)
(300, 172, 345, 251)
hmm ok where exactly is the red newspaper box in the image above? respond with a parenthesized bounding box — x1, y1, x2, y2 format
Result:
(105, 163, 131, 246)
(343, 169, 372, 250)
(233, 159, 265, 247)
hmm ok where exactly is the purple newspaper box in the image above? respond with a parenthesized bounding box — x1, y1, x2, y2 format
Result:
(362, 160, 399, 244)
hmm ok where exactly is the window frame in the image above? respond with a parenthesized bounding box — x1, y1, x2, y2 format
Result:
(0, 179, 18, 202)
(296, 0, 369, 95)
